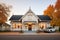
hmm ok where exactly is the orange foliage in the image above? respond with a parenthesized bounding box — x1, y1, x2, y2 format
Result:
(44, 0, 60, 26)
(0, 3, 11, 23)
(44, 5, 54, 19)
(55, 0, 60, 10)
(54, 11, 60, 19)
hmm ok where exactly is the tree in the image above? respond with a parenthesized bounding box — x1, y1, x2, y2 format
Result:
(44, 5, 55, 26)
(55, 0, 60, 10)
(54, 0, 60, 26)
(44, 5, 54, 19)
(44, 0, 60, 26)
(0, 3, 12, 28)
(0, 3, 12, 23)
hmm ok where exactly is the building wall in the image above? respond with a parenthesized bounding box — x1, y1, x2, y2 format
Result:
(11, 21, 39, 31)
(38, 22, 50, 30)
(22, 23, 39, 31)
(10, 20, 50, 31)
(0, 24, 10, 31)
(21, 12, 39, 31)
(11, 21, 22, 31)
(22, 13, 38, 23)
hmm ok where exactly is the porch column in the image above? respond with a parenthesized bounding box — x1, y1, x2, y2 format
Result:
(22, 22, 24, 31)
(36, 23, 39, 31)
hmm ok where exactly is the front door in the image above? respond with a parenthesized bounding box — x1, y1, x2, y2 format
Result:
(28, 25, 32, 31)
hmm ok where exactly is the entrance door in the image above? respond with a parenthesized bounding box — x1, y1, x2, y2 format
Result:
(28, 25, 32, 31)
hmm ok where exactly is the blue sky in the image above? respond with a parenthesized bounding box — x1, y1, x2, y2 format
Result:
(0, 0, 56, 15)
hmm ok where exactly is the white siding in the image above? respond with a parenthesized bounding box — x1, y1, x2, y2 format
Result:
(22, 13, 38, 23)
(10, 21, 22, 31)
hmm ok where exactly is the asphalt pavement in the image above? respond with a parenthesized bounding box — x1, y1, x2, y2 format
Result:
(0, 33, 60, 40)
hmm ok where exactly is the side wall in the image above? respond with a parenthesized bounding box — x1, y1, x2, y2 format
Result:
(38, 22, 50, 30)
(10, 21, 22, 31)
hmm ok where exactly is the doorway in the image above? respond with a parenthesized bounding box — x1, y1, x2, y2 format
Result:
(28, 25, 32, 31)
(24, 22, 36, 31)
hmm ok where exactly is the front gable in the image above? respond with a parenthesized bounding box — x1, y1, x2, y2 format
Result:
(22, 8, 38, 22)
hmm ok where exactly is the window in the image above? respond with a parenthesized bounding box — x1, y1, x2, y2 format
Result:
(41, 25, 44, 29)
(12, 23, 22, 29)
(39, 23, 46, 29)
(12, 23, 16, 29)
(18, 26, 20, 28)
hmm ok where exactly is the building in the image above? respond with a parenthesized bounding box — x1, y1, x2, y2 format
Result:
(0, 23, 10, 31)
(9, 8, 51, 31)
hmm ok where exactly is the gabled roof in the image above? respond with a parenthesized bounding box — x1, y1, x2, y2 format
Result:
(9, 15, 23, 20)
(22, 8, 39, 19)
(26, 8, 33, 13)
(37, 15, 51, 20)
(9, 15, 51, 21)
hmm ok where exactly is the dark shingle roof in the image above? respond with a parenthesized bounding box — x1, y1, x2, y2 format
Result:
(37, 15, 51, 20)
(10, 15, 51, 21)
(9, 15, 23, 20)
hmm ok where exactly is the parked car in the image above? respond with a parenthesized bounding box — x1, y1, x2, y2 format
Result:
(44, 27, 56, 33)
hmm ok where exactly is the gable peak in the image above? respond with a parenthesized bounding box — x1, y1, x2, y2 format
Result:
(27, 7, 33, 13)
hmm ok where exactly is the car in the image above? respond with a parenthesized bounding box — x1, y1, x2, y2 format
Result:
(44, 27, 56, 33)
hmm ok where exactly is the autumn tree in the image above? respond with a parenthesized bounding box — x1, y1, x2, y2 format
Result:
(54, 0, 60, 18)
(0, 3, 12, 25)
(44, 0, 60, 26)
(55, 0, 60, 10)
(54, 11, 60, 26)
(44, 5, 55, 26)
(44, 5, 54, 19)
(54, 0, 60, 26)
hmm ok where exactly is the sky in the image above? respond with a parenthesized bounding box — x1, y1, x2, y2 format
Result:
(0, 0, 57, 24)
(0, 0, 56, 15)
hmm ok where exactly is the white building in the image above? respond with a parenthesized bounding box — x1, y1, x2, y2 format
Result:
(9, 8, 51, 31)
